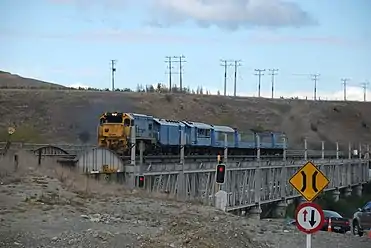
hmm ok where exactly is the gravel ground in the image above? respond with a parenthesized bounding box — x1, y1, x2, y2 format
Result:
(0, 154, 370, 248)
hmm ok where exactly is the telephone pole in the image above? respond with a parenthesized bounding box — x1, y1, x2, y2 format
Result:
(165, 56, 173, 92)
(220, 60, 234, 96)
(254, 69, 265, 97)
(111, 59, 117, 91)
(341, 78, 350, 101)
(173, 55, 186, 92)
(233, 60, 242, 97)
(311, 74, 320, 100)
(361, 81, 369, 102)
(268, 69, 279, 99)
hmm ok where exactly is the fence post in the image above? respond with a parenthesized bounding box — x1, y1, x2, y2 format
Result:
(224, 133, 228, 163)
(178, 130, 186, 201)
(283, 136, 287, 162)
(129, 127, 136, 189)
(38, 149, 42, 165)
(180, 130, 185, 166)
(304, 138, 308, 160)
(336, 142, 339, 159)
(321, 141, 325, 160)
(14, 154, 18, 172)
(255, 134, 261, 205)
(359, 143, 362, 159)
(280, 136, 287, 198)
(348, 142, 351, 159)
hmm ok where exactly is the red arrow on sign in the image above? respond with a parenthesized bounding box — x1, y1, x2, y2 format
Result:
(303, 209, 308, 222)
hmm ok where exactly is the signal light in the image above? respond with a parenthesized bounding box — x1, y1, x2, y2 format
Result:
(138, 175, 145, 188)
(216, 164, 226, 184)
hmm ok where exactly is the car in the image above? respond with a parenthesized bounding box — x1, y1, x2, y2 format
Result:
(321, 210, 350, 233)
(352, 201, 371, 237)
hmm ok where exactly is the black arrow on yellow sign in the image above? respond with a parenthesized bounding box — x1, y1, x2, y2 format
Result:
(300, 171, 319, 193)
(300, 171, 306, 192)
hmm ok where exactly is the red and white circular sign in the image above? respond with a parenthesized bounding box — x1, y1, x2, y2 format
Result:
(295, 202, 324, 234)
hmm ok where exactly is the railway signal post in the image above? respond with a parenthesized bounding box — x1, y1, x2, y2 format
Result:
(289, 161, 330, 248)
(215, 156, 228, 211)
(216, 163, 226, 184)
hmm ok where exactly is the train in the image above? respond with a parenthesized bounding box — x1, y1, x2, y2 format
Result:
(97, 112, 288, 157)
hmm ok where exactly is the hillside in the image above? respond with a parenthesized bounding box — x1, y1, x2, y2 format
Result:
(0, 71, 371, 150)
(0, 71, 65, 89)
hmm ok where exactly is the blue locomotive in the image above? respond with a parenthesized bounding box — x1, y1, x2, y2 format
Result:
(98, 112, 287, 156)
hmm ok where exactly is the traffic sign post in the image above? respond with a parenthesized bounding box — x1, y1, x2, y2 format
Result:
(295, 202, 325, 248)
(289, 161, 330, 202)
(289, 161, 329, 248)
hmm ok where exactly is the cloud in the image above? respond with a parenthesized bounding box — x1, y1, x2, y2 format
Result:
(151, 0, 316, 30)
(49, 0, 315, 30)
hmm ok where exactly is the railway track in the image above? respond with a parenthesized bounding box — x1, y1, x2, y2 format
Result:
(36, 153, 348, 165)
(1, 142, 350, 164)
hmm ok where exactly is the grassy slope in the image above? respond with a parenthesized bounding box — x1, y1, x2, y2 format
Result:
(0, 71, 371, 149)
(0, 71, 66, 89)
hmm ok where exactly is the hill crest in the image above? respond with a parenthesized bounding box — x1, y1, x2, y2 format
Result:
(0, 71, 370, 151)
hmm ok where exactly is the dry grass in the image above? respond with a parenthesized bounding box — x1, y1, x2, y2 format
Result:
(0, 149, 176, 203)
(0, 72, 371, 149)
(0, 150, 130, 199)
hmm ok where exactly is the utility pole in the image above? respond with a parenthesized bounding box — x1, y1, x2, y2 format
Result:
(254, 69, 265, 97)
(220, 60, 234, 96)
(311, 74, 320, 100)
(111, 59, 117, 91)
(361, 81, 369, 102)
(341, 78, 350, 101)
(233, 60, 242, 97)
(172, 55, 186, 92)
(268, 69, 279, 99)
(165, 56, 173, 92)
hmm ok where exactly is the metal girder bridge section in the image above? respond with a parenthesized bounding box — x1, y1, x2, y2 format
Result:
(138, 158, 369, 212)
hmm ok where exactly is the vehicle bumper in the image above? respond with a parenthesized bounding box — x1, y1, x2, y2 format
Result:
(322, 225, 351, 233)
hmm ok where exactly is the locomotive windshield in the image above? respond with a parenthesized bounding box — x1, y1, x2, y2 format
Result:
(100, 115, 123, 124)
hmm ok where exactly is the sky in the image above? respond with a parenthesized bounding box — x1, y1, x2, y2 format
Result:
(1, 0, 370, 101)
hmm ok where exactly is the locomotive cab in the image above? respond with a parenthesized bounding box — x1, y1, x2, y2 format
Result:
(98, 112, 133, 153)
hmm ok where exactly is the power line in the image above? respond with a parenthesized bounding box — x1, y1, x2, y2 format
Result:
(220, 60, 234, 96)
(233, 60, 242, 97)
(165, 56, 173, 92)
(172, 55, 186, 92)
(268, 69, 279, 99)
(111, 60, 117, 91)
(254, 69, 265, 97)
(341, 78, 350, 101)
(361, 81, 369, 102)
(311, 74, 320, 100)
